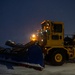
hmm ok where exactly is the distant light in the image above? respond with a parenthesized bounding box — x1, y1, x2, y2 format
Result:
(45, 30, 47, 32)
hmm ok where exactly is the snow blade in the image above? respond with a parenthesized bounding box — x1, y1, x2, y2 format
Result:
(0, 44, 44, 70)
(26, 44, 44, 67)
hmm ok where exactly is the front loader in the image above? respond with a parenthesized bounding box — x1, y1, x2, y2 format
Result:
(35, 20, 75, 66)
(0, 20, 75, 70)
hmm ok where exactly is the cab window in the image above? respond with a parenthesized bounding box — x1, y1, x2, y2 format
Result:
(53, 24, 62, 33)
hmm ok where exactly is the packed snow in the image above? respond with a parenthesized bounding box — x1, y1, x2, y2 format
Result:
(0, 62, 75, 75)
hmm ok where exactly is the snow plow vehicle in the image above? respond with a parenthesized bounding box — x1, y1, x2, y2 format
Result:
(0, 20, 75, 70)
(30, 20, 75, 66)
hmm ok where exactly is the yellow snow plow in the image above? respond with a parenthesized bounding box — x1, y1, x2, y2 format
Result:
(0, 20, 75, 71)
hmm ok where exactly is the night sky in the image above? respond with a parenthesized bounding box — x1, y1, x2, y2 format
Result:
(0, 0, 75, 47)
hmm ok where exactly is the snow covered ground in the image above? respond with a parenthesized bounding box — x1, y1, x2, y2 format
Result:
(0, 63, 75, 75)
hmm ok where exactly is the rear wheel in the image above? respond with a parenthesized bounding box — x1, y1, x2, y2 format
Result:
(50, 50, 65, 66)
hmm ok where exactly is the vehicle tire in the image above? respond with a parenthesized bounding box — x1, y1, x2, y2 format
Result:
(50, 50, 65, 66)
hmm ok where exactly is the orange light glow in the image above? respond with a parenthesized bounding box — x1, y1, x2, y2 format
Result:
(46, 26, 49, 28)
(32, 34, 36, 38)
(30, 34, 37, 41)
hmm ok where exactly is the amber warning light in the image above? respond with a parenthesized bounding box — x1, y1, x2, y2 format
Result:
(30, 34, 37, 41)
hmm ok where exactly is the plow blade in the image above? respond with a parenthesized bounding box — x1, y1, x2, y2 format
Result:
(0, 43, 44, 70)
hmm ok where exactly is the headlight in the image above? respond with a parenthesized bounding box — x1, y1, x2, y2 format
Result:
(32, 34, 36, 38)
(30, 34, 37, 41)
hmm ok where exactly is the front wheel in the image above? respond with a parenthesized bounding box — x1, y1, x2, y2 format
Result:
(50, 51, 65, 66)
